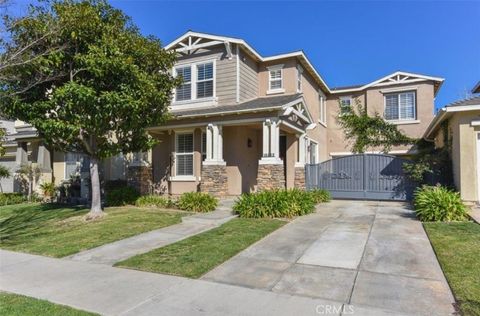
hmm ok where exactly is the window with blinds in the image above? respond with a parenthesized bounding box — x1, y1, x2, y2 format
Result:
(197, 62, 213, 99)
(384, 91, 416, 121)
(176, 133, 194, 176)
(269, 68, 283, 90)
(175, 66, 191, 101)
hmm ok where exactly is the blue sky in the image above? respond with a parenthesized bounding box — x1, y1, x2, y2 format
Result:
(12, 1, 480, 110)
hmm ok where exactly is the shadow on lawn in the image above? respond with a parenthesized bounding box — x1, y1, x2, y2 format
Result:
(0, 204, 86, 244)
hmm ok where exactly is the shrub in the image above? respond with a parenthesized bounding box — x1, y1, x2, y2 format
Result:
(309, 189, 331, 203)
(39, 182, 56, 197)
(0, 193, 26, 205)
(136, 195, 174, 208)
(234, 189, 315, 218)
(414, 185, 468, 222)
(105, 186, 140, 206)
(176, 192, 218, 213)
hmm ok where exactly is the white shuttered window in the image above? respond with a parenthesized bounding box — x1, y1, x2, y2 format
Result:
(269, 67, 283, 90)
(176, 133, 194, 176)
(196, 62, 214, 99)
(175, 66, 191, 101)
(384, 91, 416, 121)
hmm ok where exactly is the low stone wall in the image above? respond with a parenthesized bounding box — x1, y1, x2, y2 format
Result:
(127, 165, 152, 195)
(294, 166, 306, 189)
(200, 164, 228, 196)
(256, 163, 285, 191)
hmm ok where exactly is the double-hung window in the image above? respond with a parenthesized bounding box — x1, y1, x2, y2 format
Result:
(384, 91, 416, 121)
(319, 94, 326, 125)
(196, 62, 214, 99)
(339, 96, 352, 115)
(175, 66, 192, 102)
(268, 65, 283, 92)
(174, 61, 215, 102)
(175, 133, 194, 176)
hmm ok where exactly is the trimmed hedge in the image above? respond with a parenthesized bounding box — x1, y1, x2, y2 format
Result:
(105, 186, 140, 206)
(234, 189, 316, 218)
(414, 185, 468, 222)
(0, 193, 26, 205)
(135, 195, 174, 208)
(176, 192, 218, 213)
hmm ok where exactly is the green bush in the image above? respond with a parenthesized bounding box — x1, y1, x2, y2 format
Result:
(414, 185, 468, 222)
(105, 186, 140, 206)
(176, 192, 218, 213)
(309, 189, 331, 203)
(0, 193, 26, 205)
(234, 189, 316, 218)
(136, 195, 174, 208)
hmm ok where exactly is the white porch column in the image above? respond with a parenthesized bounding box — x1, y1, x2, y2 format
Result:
(295, 134, 306, 167)
(259, 119, 282, 164)
(204, 123, 225, 165)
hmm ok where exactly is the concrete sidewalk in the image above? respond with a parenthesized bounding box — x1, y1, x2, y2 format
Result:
(68, 200, 236, 265)
(1, 250, 349, 316)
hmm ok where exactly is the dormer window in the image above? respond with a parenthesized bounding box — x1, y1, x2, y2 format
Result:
(267, 64, 284, 94)
(174, 60, 216, 104)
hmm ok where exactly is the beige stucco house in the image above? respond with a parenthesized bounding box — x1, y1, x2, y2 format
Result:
(424, 94, 480, 204)
(0, 31, 446, 197)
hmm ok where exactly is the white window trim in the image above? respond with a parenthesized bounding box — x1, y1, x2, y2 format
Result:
(306, 138, 319, 164)
(172, 59, 217, 108)
(267, 64, 285, 94)
(174, 131, 195, 177)
(318, 92, 327, 126)
(383, 91, 417, 122)
(296, 65, 303, 93)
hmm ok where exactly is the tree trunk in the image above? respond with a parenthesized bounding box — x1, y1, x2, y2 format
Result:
(86, 157, 104, 220)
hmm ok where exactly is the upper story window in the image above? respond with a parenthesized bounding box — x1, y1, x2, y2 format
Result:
(384, 91, 416, 121)
(267, 64, 284, 93)
(296, 65, 303, 92)
(175, 132, 194, 176)
(174, 60, 215, 103)
(339, 96, 352, 115)
(319, 93, 326, 125)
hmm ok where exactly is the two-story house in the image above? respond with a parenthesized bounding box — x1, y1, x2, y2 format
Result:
(0, 31, 445, 197)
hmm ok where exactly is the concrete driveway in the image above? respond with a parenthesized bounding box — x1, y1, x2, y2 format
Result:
(203, 200, 456, 315)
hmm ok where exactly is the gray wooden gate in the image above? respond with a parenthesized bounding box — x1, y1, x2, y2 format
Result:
(305, 154, 416, 201)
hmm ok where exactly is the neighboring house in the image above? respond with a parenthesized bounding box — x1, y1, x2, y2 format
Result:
(0, 31, 446, 197)
(424, 85, 480, 204)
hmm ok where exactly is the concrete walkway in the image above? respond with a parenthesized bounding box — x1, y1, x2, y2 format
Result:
(1, 250, 348, 316)
(68, 199, 236, 265)
(203, 200, 456, 316)
(470, 206, 480, 224)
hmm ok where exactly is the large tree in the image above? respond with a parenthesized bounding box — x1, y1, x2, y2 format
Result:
(0, 0, 179, 218)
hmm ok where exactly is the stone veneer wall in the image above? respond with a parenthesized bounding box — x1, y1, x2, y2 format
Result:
(127, 165, 152, 195)
(200, 164, 228, 196)
(294, 167, 306, 189)
(256, 164, 285, 191)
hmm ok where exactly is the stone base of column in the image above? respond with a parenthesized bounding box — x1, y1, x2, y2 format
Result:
(256, 163, 285, 191)
(127, 165, 152, 195)
(294, 166, 306, 190)
(200, 164, 228, 196)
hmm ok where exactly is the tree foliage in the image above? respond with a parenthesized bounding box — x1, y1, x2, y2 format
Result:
(0, 0, 180, 215)
(337, 98, 416, 153)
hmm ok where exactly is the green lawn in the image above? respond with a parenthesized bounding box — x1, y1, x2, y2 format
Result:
(116, 218, 286, 278)
(0, 203, 186, 258)
(424, 222, 480, 316)
(0, 292, 98, 316)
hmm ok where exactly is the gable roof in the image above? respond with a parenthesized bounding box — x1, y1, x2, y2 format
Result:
(165, 31, 330, 94)
(330, 71, 445, 96)
(472, 81, 480, 94)
(423, 96, 480, 139)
